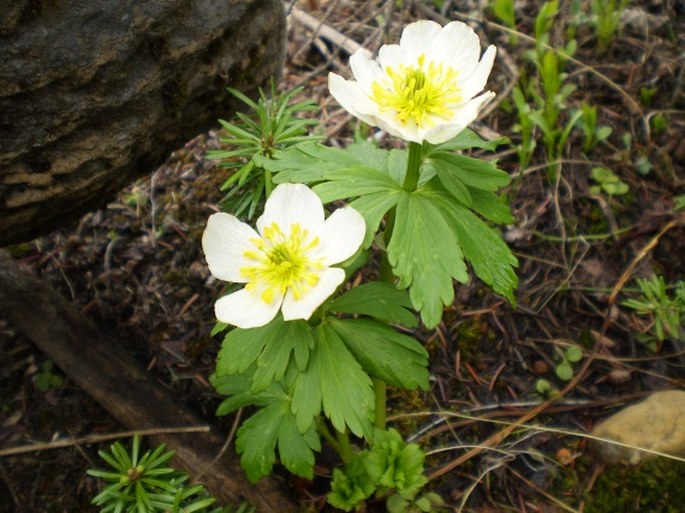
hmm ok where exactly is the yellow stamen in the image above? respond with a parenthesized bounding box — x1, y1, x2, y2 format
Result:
(240, 222, 323, 304)
(371, 54, 462, 127)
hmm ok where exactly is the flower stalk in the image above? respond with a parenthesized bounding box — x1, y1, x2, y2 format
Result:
(403, 142, 423, 192)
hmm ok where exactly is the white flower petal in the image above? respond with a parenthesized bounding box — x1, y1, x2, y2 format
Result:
(328, 73, 381, 125)
(421, 91, 495, 144)
(377, 44, 404, 71)
(214, 287, 283, 329)
(281, 267, 345, 321)
(202, 213, 260, 283)
(400, 20, 442, 62)
(432, 22, 481, 76)
(309, 206, 366, 266)
(383, 118, 422, 144)
(349, 49, 386, 96)
(257, 183, 324, 237)
(459, 45, 497, 100)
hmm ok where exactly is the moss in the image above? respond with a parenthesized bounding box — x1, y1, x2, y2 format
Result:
(584, 459, 685, 512)
(452, 316, 491, 361)
(553, 456, 685, 512)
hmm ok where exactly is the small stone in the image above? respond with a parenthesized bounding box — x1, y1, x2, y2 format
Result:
(591, 390, 685, 465)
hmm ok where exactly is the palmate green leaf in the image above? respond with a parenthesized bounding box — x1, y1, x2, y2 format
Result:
(277, 410, 321, 480)
(387, 192, 469, 329)
(264, 143, 358, 183)
(235, 399, 320, 482)
(427, 152, 511, 192)
(291, 340, 322, 433)
(252, 320, 314, 392)
(328, 282, 417, 327)
(430, 128, 508, 152)
(349, 191, 401, 248)
(215, 320, 281, 376)
(313, 166, 402, 203)
(313, 322, 375, 438)
(344, 140, 393, 171)
(328, 318, 428, 390)
(432, 193, 518, 304)
(216, 316, 313, 393)
(210, 371, 283, 416)
(469, 188, 515, 224)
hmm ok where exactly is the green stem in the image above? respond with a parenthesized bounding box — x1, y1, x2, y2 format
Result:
(317, 418, 341, 455)
(402, 142, 423, 192)
(335, 429, 354, 463)
(373, 378, 387, 429)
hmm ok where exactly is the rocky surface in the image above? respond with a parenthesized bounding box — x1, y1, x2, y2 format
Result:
(592, 390, 685, 465)
(0, 0, 286, 246)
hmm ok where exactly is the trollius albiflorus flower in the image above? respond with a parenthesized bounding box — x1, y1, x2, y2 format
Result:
(202, 184, 366, 329)
(328, 20, 497, 144)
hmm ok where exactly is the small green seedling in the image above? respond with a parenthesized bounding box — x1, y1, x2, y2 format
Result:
(328, 428, 440, 512)
(535, 378, 555, 397)
(555, 345, 583, 381)
(207, 80, 321, 219)
(579, 102, 612, 152)
(591, 0, 628, 50)
(491, 0, 517, 44)
(590, 167, 629, 196)
(673, 195, 685, 211)
(34, 359, 65, 392)
(88, 435, 248, 513)
(623, 276, 685, 350)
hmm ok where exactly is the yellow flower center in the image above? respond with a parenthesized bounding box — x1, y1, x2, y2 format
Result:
(371, 54, 462, 127)
(240, 222, 322, 304)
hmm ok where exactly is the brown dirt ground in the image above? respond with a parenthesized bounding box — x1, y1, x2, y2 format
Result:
(2, 1, 684, 512)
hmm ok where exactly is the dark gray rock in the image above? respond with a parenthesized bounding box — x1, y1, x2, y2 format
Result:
(0, 0, 286, 246)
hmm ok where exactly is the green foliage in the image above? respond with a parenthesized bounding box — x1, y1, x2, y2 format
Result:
(328, 317, 429, 392)
(579, 102, 612, 152)
(210, 301, 433, 483)
(387, 492, 445, 513)
(387, 191, 468, 328)
(263, 135, 517, 328)
(491, 0, 517, 44)
(554, 345, 583, 381)
(207, 81, 320, 218)
(216, 316, 313, 393)
(591, 0, 628, 50)
(34, 359, 65, 392)
(572, 457, 685, 513)
(535, 377, 555, 397)
(674, 195, 685, 211)
(328, 458, 375, 511)
(328, 282, 418, 328)
(328, 428, 438, 512)
(511, 86, 537, 170)
(309, 321, 376, 438)
(365, 428, 428, 498)
(623, 275, 685, 346)
(88, 435, 246, 513)
(211, 369, 321, 482)
(590, 167, 629, 196)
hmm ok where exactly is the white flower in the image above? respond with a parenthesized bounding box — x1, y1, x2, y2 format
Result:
(328, 20, 497, 145)
(202, 183, 366, 329)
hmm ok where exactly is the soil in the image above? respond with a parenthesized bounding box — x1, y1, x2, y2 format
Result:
(1, 1, 684, 512)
